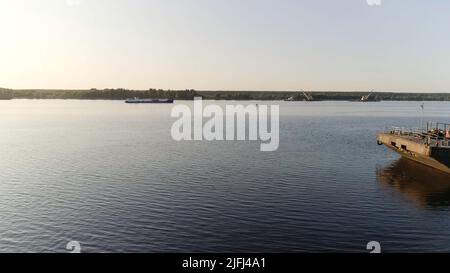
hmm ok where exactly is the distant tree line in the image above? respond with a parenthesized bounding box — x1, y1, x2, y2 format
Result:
(1, 88, 450, 101)
(0, 88, 13, 99)
(198, 91, 450, 101)
(0, 88, 199, 100)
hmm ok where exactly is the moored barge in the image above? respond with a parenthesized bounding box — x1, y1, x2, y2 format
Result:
(377, 122, 450, 174)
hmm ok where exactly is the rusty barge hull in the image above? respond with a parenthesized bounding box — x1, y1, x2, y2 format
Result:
(377, 133, 450, 174)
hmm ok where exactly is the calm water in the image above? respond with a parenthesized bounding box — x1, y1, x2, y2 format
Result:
(1, 99, 450, 253)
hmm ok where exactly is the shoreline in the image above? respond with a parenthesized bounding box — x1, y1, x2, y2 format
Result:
(2, 88, 450, 101)
(4, 98, 450, 103)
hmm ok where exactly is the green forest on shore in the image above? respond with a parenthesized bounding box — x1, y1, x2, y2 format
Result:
(1, 88, 450, 101)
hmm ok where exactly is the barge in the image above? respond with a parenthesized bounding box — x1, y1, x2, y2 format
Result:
(125, 97, 174, 104)
(377, 122, 450, 174)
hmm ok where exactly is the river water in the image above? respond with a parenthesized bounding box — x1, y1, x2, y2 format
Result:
(1, 99, 450, 252)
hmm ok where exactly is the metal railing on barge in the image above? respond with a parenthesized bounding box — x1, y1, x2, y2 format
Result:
(387, 122, 450, 148)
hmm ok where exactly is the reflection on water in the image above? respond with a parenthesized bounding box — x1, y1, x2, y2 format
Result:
(377, 158, 450, 208)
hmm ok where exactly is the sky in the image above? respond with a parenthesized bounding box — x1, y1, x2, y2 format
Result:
(0, 0, 449, 92)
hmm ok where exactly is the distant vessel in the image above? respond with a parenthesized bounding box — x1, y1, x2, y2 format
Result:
(360, 90, 380, 102)
(284, 90, 314, 101)
(377, 122, 450, 174)
(284, 96, 294, 101)
(125, 97, 174, 104)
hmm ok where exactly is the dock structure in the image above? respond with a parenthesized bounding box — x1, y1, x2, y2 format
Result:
(377, 123, 450, 174)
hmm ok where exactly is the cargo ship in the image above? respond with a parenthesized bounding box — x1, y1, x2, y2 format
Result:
(377, 122, 450, 174)
(125, 97, 173, 104)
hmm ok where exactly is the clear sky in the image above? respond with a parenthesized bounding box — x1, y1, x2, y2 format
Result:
(1, 0, 449, 92)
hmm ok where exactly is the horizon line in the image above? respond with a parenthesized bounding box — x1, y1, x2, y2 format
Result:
(2, 87, 450, 94)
